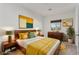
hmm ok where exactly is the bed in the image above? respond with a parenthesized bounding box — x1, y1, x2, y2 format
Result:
(14, 29, 61, 55)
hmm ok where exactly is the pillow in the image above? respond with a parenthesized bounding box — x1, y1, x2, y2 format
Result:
(19, 32, 28, 40)
(28, 32, 36, 38)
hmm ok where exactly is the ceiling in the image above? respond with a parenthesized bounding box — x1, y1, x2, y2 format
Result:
(21, 3, 77, 16)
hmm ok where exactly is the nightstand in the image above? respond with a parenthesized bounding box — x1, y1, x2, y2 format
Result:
(1, 40, 17, 54)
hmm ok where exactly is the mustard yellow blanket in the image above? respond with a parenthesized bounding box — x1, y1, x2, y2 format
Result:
(26, 38, 58, 55)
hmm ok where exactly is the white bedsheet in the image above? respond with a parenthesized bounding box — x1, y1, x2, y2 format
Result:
(16, 36, 60, 55)
(16, 36, 44, 48)
(47, 40, 60, 55)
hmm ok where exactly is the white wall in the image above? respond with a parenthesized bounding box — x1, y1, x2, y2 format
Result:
(74, 6, 79, 54)
(78, 7, 79, 55)
(43, 10, 75, 37)
(0, 4, 44, 31)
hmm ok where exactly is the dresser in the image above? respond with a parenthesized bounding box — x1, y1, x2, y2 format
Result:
(48, 32, 64, 42)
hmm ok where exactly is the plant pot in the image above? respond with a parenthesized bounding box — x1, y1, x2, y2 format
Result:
(68, 39, 73, 44)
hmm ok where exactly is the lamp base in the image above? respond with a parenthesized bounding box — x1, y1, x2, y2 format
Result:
(8, 36, 11, 43)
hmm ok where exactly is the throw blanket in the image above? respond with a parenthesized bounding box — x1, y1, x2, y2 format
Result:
(26, 38, 58, 55)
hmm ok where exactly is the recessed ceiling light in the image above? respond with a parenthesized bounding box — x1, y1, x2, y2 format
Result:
(48, 8, 52, 11)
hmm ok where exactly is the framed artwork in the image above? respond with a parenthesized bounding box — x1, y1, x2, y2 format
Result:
(19, 15, 33, 29)
(50, 20, 61, 31)
(62, 18, 73, 28)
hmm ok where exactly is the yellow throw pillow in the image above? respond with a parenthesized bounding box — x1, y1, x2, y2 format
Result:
(19, 32, 28, 40)
(23, 33, 28, 39)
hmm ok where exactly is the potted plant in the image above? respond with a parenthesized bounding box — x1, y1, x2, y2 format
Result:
(67, 26, 75, 43)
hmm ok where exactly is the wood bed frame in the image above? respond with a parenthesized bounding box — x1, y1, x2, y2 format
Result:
(14, 30, 63, 55)
(14, 29, 37, 39)
(14, 29, 37, 54)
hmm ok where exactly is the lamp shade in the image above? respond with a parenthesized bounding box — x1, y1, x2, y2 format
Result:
(2, 27, 14, 35)
(6, 31, 13, 35)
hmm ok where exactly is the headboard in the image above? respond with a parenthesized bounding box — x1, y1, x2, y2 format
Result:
(14, 29, 37, 40)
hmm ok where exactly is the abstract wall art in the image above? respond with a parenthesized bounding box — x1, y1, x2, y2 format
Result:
(19, 15, 33, 29)
(62, 18, 73, 28)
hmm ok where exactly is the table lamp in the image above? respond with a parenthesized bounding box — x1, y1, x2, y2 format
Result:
(3, 27, 14, 43)
(6, 31, 13, 42)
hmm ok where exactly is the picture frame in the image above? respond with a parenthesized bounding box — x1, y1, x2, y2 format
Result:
(19, 15, 33, 29)
(62, 18, 73, 28)
(50, 20, 61, 31)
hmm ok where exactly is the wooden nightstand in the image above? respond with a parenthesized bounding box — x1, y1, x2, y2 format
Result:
(1, 40, 17, 54)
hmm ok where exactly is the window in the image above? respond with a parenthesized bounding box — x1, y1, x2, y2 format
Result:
(50, 20, 61, 30)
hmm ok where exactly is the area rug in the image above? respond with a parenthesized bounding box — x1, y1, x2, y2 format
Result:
(14, 50, 24, 55)
(60, 42, 67, 53)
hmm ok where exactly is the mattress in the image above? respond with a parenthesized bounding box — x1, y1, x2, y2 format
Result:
(16, 36, 60, 55)
(16, 36, 44, 48)
(47, 39, 60, 55)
